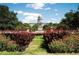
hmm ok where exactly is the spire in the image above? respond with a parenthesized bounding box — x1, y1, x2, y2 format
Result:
(37, 16, 42, 24)
(38, 16, 41, 22)
(37, 16, 43, 31)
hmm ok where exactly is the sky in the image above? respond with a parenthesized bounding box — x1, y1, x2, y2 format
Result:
(0, 3, 79, 23)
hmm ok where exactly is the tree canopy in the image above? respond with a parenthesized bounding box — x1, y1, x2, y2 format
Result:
(0, 5, 19, 30)
(60, 6, 79, 30)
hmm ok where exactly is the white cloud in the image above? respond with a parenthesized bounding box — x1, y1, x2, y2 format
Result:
(50, 3, 57, 5)
(54, 9, 58, 12)
(44, 7, 51, 10)
(22, 12, 42, 23)
(23, 12, 42, 17)
(14, 10, 43, 23)
(48, 18, 60, 23)
(26, 3, 45, 9)
(15, 11, 42, 23)
(13, 3, 17, 4)
(15, 10, 42, 17)
(55, 13, 58, 16)
(22, 16, 38, 23)
(26, 3, 51, 10)
(14, 10, 24, 14)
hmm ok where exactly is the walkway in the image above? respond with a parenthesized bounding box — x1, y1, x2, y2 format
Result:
(24, 35, 48, 55)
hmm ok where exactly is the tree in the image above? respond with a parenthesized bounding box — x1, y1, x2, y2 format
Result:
(23, 23, 31, 29)
(43, 23, 53, 30)
(47, 22, 53, 28)
(43, 24, 50, 30)
(0, 5, 19, 30)
(16, 22, 23, 30)
(60, 6, 79, 30)
(31, 24, 38, 31)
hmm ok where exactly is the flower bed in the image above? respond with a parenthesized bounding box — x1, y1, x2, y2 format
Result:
(0, 31, 35, 52)
(42, 30, 79, 53)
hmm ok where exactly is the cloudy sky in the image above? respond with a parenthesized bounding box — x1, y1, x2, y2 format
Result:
(0, 3, 79, 23)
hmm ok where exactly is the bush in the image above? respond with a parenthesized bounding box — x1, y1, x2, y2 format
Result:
(48, 40, 68, 53)
(7, 43, 17, 52)
(42, 30, 79, 53)
(65, 38, 77, 53)
(0, 40, 6, 51)
(65, 38, 79, 53)
(17, 46, 27, 52)
(75, 42, 79, 53)
(0, 31, 35, 52)
(0, 35, 9, 51)
(4, 31, 35, 52)
(0, 35, 18, 52)
(44, 37, 79, 53)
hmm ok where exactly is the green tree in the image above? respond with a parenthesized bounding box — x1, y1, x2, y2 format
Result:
(23, 23, 31, 29)
(60, 6, 79, 30)
(47, 22, 53, 28)
(16, 22, 23, 30)
(31, 24, 38, 31)
(43, 22, 53, 30)
(0, 5, 19, 30)
(43, 24, 50, 30)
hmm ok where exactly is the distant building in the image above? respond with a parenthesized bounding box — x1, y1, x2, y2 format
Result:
(37, 16, 43, 31)
(26, 16, 49, 31)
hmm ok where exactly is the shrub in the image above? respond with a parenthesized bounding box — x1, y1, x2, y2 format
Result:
(42, 29, 68, 53)
(0, 31, 35, 52)
(48, 40, 68, 53)
(42, 29, 79, 53)
(0, 35, 18, 52)
(4, 31, 35, 51)
(75, 42, 79, 53)
(7, 43, 18, 52)
(65, 38, 77, 53)
(65, 38, 79, 53)
(43, 36, 79, 53)
(0, 40, 6, 51)
(0, 35, 9, 51)
(17, 46, 27, 52)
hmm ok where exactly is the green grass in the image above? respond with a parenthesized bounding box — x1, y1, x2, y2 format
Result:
(0, 51, 23, 55)
(24, 35, 48, 55)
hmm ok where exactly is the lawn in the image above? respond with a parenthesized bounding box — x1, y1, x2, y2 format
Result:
(24, 35, 48, 55)
(0, 51, 23, 55)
